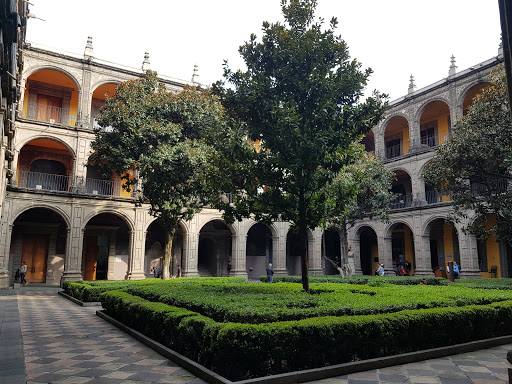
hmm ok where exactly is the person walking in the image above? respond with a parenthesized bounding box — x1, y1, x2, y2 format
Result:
(266, 263, 274, 283)
(20, 261, 28, 286)
(376, 264, 385, 276)
(227, 261, 232, 277)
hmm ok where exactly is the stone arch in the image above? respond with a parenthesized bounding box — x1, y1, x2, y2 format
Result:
(143, 216, 189, 234)
(198, 217, 237, 236)
(82, 209, 135, 233)
(24, 65, 81, 92)
(384, 219, 414, 238)
(413, 97, 451, 123)
(354, 224, 379, 276)
(458, 80, 492, 109)
(246, 219, 278, 238)
(422, 214, 452, 237)
(10, 203, 71, 228)
(17, 135, 76, 160)
(90, 80, 121, 95)
(378, 112, 410, 136)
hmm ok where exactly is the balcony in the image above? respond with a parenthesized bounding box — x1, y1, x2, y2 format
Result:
(420, 133, 438, 148)
(25, 102, 76, 126)
(10, 171, 132, 198)
(389, 193, 413, 210)
(425, 190, 443, 204)
(385, 143, 402, 159)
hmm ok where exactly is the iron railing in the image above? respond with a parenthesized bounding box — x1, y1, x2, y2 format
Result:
(25, 102, 76, 126)
(14, 171, 71, 192)
(389, 193, 413, 210)
(11, 171, 132, 198)
(425, 190, 443, 204)
(385, 143, 402, 159)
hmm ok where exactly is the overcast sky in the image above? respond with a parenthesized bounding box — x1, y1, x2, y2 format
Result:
(26, 1, 502, 101)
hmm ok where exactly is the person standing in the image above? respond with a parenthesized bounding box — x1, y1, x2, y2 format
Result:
(376, 264, 385, 276)
(176, 265, 181, 278)
(266, 263, 274, 283)
(453, 262, 460, 279)
(227, 261, 232, 277)
(20, 261, 28, 286)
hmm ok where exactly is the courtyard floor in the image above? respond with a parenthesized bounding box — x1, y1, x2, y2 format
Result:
(0, 286, 511, 384)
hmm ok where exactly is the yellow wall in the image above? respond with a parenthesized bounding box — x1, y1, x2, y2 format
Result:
(479, 215, 501, 278)
(23, 70, 78, 126)
(119, 170, 134, 198)
(443, 223, 454, 258)
(371, 244, 379, 275)
(437, 114, 450, 145)
(402, 128, 410, 155)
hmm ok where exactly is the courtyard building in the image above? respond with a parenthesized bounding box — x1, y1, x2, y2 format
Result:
(0, 37, 507, 288)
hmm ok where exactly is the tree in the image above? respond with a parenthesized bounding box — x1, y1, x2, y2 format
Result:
(212, 0, 387, 292)
(423, 67, 512, 244)
(324, 146, 394, 275)
(89, 71, 226, 279)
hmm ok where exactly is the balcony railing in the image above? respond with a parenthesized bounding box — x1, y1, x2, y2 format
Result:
(25, 102, 76, 126)
(425, 190, 443, 204)
(11, 171, 132, 198)
(92, 118, 114, 132)
(389, 193, 413, 210)
(14, 171, 71, 192)
(385, 143, 402, 159)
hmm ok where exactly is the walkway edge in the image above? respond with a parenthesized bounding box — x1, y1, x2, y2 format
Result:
(96, 310, 232, 384)
(96, 309, 512, 384)
(58, 291, 101, 307)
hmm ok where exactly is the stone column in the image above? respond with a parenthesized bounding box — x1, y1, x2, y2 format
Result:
(380, 236, 394, 276)
(309, 228, 323, 275)
(350, 235, 362, 275)
(409, 119, 422, 154)
(231, 232, 248, 279)
(458, 231, 482, 279)
(273, 221, 290, 276)
(412, 176, 427, 206)
(374, 128, 385, 159)
(61, 206, 85, 283)
(182, 232, 199, 277)
(126, 229, 146, 280)
(0, 221, 14, 289)
(414, 235, 434, 276)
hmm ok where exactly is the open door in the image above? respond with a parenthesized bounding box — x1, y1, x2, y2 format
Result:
(21, 234, 49, 283)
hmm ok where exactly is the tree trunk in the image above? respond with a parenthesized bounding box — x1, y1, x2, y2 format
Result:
(299, 191, 310, 293)
(162, 228, 175, 280)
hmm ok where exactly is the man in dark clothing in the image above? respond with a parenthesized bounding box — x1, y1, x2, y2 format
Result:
(227, 261, 232, 277)
(266, 263, 274, 283)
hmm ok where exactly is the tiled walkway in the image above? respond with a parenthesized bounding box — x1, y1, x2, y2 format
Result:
(1, 286, 512, 384)
(1, 286, 204, 384)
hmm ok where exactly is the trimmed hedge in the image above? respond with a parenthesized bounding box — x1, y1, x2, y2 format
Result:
(261, 274, 448, 285)
(100, 290, 512, 381)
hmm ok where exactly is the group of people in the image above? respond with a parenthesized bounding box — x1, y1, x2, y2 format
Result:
(14, 261, 28, 286)
(150, 264, 181, 279)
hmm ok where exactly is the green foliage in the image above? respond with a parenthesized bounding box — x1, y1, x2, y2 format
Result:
(423, 67, 512, 244)
(264, 274, 447, 286)
(211, 0, 387, 291)
(89, 72, 228, 277)
(100, 288, 512, 380)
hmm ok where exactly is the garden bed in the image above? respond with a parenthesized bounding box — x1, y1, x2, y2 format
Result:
(90, 278, 512, 380)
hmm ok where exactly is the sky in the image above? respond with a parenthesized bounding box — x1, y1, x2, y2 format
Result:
(25, 1, 502, 101)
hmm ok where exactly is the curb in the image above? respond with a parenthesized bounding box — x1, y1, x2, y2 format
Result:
(58, 291, 102, 307)
(95, 310, 512, 384)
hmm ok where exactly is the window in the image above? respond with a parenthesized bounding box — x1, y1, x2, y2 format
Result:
(385, 138, 401, 159)
(421, 121, 437, 148)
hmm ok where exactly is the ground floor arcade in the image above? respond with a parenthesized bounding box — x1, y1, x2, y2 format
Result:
(0, 194, 509, 288)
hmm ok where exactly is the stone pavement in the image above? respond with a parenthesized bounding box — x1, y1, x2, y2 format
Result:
(0, 286, 205, 384)
(1, 286, 512, 384)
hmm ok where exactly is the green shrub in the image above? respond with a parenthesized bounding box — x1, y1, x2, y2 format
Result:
(100, 290, 512, 381)
(263, 275, 447, 286)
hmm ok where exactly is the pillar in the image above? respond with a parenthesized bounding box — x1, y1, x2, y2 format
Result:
(414, 235, 434, 276)
(409, 119, 422, 153)
(350, 235, 362, 275)
(61, 206, 85, 283)
(0, 221, 13, 289)
(273, 221, 290, 276)
(458, 231, 482, 279)
(379, 236, 394, 276)
(182, 232, 199, 277)
(309, 228, 323, 275)
(374, 127, 385, 159)
(126, 228, 146, 280)
(231, 231, 248, 279)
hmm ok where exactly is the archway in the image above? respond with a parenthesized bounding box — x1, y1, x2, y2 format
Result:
(463, 82, 492, 115)
(16, 138, 74, 192)
(198, 220, 232, 277)
(246, 223, 273, 280)
(10, 207, 68, 285)
(23, 68, 79, 126)
(419, 100, 450, 147)
(389, 222, 415, 276)
(384, 116, 409, 159)
(90, 82, 118, 130)
(82, 213, 131, 280)
(425, 218, 460, 277)
(321, 228, 341, 275)
(358, 226, 378, 276)
(389, 170, 413, 209)
(144, 220, 184, 278)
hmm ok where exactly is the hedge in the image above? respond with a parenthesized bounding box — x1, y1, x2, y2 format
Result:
(261, 274, 448, 285)
(100, 290, 512, 381)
